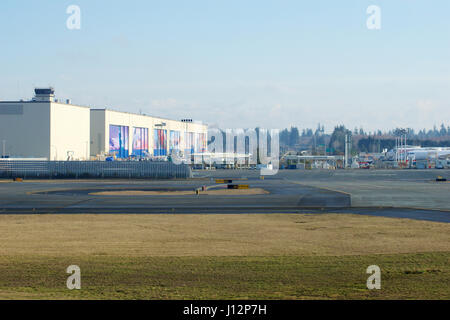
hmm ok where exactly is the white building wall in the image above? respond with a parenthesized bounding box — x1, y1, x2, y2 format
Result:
(50, 102, 91, 160)
(0, 102, 51, 159)
(90, 110, 106, 157)
(2, 95, 207, 160)
(90, 109, 208, 157)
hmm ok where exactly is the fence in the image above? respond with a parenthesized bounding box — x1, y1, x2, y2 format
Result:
(0, 160, 192, 179)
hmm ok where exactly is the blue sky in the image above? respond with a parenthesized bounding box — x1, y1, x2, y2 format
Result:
(1, 0, 449, 132)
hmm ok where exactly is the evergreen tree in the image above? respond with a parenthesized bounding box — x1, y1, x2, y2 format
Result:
(280, 129, 289, 146)
(289, 127, 299, 146)
(329, 125, 351, 154)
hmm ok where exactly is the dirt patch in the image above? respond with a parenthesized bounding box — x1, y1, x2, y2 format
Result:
(201, 188, 269, 195)
(90, 190, 196, 196)
(89, 188, 269, 196)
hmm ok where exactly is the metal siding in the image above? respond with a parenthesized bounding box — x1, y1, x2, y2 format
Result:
(0, 161, 192, 179)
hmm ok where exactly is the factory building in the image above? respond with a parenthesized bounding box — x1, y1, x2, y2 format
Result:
(90, 109, 207, 159)
(0, 88, 90, 160)
(0, 88, 207, 161)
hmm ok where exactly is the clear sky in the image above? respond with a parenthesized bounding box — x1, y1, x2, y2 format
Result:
(1, 0, 449, 132)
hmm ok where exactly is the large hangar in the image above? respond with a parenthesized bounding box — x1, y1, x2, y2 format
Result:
(0, 88, 208, 161)
(0, 88, 90, 160)
(90, 109, 207, 159)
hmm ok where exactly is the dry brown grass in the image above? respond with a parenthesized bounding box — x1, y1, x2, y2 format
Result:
(201, 188, 269, 195)
(0, 214, 448, 258)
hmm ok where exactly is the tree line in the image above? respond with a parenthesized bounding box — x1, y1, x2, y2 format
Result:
(279, 123, 450, 155)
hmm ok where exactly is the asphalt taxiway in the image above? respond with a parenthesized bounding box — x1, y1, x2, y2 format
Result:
(0, 169, 449, 223)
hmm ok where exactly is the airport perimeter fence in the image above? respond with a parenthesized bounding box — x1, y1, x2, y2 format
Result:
(0, 160, 192, 179)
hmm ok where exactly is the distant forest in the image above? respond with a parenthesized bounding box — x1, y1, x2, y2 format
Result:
(279, 123, 450, 155)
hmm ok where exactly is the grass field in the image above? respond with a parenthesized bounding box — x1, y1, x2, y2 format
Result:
(0, 213, 449, 299)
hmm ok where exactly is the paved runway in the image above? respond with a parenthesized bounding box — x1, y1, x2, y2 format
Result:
(0, 169, 449, 223)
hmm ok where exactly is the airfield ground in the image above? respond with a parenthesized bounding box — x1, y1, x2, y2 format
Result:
(0, 169, 449, 299)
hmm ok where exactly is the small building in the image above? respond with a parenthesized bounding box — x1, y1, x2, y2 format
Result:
(0, 88, 90, 160)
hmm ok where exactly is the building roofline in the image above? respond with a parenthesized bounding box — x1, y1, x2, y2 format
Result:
(0, 100, 91, 109)
(91, 108, 207, 126)
(51, 101, 91, 109)
(1, 102, 206, 126)
(0, 101, 46, 104)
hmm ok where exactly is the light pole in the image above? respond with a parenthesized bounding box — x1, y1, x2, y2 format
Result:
(404, 129, 408, 166)
(395, 128, 407, 167)
(344, 133, 351, 168)
(401, 128, 407, 166)
(395, 136, 397, 163)
(181, 119, 192, 161)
